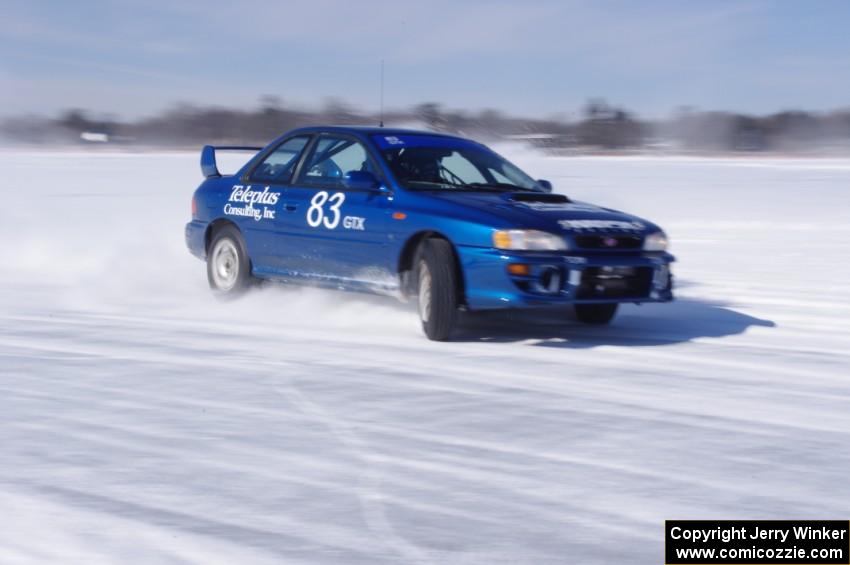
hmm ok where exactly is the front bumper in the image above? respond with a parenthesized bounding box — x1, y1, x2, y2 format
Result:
(456, 246, 675, 310)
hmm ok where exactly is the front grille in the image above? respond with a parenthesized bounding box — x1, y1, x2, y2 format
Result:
(574, 234, 643, 250)
(576, 266, 652, 299)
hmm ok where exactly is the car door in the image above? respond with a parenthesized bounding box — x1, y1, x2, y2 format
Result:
(276, 133, 394, 284)
(237, 134, 312, 274)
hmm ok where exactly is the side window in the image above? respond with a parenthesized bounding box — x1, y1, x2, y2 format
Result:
(250, 136, 310, 183)
(298, 135, 376, 188)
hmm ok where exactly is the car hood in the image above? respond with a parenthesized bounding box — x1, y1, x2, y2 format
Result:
(421, 191, 662, 235)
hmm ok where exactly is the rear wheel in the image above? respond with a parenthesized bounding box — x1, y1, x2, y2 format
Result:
(574, 303, 618, 324)
(207, 225, 253, 296)
(416, 239, 459, 341)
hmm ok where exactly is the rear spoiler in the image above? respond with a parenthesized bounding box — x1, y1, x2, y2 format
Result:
(200, 145, 263, 178)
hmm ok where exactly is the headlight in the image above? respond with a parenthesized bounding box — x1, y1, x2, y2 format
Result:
(493, 230, 568, 251)
(643, 231, 669, 251)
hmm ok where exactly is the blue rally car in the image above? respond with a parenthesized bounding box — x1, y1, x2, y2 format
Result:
(186, 126, 674, 340)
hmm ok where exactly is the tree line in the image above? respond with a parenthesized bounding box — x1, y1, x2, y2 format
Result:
(3, 96, 850, 153)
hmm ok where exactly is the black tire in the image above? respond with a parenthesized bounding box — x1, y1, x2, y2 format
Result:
(415, 238, 459, 341)
(206, 225, 253, 297)
(574, 303, 618, 324)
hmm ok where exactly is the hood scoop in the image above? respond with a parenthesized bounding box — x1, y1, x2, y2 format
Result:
(505, 192, 570, 204)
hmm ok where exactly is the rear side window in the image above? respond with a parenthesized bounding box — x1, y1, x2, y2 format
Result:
(250, 136, 310, 183)
(297, 135, 378, 188)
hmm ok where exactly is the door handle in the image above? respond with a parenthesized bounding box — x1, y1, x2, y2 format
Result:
(284, 202, 298, 212)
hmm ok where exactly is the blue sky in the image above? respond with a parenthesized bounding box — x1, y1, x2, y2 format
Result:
(2, 0, 849, 119)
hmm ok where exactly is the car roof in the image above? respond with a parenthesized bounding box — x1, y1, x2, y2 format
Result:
(285, 125, 468, 140)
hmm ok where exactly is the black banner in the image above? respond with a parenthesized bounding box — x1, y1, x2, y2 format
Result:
(665, 520, 850, 564)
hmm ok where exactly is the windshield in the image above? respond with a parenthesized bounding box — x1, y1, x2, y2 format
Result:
(372, 134, 542, 192)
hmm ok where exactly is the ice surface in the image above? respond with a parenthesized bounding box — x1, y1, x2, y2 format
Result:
(2, 148, 849, 564)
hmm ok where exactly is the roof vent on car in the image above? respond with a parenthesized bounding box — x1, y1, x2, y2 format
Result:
(507, 193, 570, 203)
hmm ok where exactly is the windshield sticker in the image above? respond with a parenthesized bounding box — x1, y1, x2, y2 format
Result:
(558, 219, 645, 231)
(224, 185, 279, 222)
(371, 134, 481, 151)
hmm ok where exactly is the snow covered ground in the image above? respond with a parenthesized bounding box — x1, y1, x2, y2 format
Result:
(2, 148, 849, 564)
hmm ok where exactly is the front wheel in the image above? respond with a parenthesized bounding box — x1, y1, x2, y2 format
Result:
(416, 239, 459, 341)
(574, 303, 618, 324)
(207, 226, 253, 297)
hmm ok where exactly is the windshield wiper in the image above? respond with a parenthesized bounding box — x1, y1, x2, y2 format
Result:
(404, 180, 461, 189)
(462, 182, 535, 192)
(403, 181, 537, 192)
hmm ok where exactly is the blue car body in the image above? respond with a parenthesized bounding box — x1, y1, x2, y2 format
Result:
(186, 126, 674, 310)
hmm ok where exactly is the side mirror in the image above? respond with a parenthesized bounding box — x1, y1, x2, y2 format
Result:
(342, 170, 380, 190)
(537, 179, 553, 193)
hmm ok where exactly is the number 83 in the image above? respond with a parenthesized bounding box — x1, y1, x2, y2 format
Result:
(306, 191, 345, 229)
